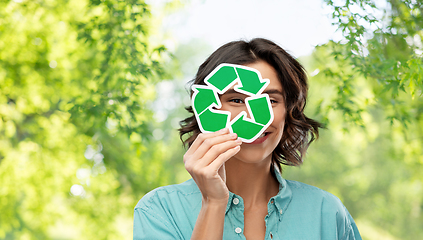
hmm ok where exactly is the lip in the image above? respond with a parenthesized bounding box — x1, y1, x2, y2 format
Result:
(245, 132, 270, 144)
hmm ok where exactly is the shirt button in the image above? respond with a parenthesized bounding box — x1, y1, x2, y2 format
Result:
(280, 209, 283, 214)
(233, 198, 240, 205)
(235, 227, 242, 234)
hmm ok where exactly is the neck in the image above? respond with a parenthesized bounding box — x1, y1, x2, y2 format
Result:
(225, 158, 279, 208)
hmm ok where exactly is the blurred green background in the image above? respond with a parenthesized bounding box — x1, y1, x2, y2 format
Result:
(0, 0, 422, 239)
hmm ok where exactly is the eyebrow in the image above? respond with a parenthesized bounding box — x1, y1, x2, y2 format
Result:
(223, 89, 240, 95)
(222, 89, 283, 95)
(263, 89, 283, 96)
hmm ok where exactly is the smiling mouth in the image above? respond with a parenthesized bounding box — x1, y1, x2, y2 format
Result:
(245, 132, 270, 144)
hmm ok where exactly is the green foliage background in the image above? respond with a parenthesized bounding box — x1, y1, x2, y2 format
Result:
(0, 0, 176, 239)
(0, 0, 422, 239)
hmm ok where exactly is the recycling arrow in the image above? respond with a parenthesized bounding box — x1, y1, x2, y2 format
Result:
(231, 113, 264, 140)
(205, 65, 238, 93)
(198, 108, 230, 132)
(193, 87, 219, 115)
(235, 67, 267, 95)
(247, 96, 272, 125)
(192, 63, 274, 143)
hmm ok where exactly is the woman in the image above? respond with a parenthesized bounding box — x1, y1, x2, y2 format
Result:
(134, 38, 362, 240)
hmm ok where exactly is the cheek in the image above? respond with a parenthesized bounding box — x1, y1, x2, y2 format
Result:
(276, 120, 285, 137)
(272, 108, 286, 126)
(272, 110, 286, 137)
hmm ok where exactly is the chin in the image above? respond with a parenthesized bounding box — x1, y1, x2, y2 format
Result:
(231, 146, 273, 165)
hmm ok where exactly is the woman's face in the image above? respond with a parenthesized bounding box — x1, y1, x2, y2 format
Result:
(219, 60, 286, 165)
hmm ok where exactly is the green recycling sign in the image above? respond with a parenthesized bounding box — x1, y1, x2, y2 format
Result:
(192, 63, 274, 143)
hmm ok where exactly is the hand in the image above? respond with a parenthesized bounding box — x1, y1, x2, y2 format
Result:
(184, 128, 242, 204)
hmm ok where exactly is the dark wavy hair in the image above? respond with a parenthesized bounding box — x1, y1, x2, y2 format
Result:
(179, 38, 323, 170)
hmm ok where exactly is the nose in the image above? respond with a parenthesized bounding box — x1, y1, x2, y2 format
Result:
(244, 105, 252, 119)
(229, 103, 252, 121)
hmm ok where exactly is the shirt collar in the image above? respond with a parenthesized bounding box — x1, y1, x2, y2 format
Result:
(271, 166, 292, 220)
(225, 166, 293, 221)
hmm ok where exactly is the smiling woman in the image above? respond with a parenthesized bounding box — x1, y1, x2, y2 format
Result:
(218, 61, 287, 166)
(133, 38, 362, 240)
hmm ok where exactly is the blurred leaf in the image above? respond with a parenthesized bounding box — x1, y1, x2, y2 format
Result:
(0, 0, 178, 239)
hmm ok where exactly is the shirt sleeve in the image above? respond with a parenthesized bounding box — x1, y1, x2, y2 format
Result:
(342, 211, 362, 240)
(133, 206, 182, 240)
(342, 207, 362, 240)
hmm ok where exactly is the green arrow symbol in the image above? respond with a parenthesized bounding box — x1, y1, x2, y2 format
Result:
(199, 109, 230, 132)
(235, 67, 268, 95)
(192, 86, 219, 114)
(231, 113, 264, 140)
(192, 64, 274, 142)
(205, 65, 238, 93)
(247, 96, 272, 125)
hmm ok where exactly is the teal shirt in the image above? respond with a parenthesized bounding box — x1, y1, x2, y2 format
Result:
(133, 170, 362, 240)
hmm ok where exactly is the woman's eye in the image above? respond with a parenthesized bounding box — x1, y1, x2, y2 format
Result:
(230, 99, 244, 104)
(270, 99, 278, 104)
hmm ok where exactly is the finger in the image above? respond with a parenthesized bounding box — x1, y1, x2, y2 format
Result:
(188, 128, 229, 154)
(191, 132, 239, 161)
(184, 129, 232, 165)
(207, 145, 241, 172)
(185, 138, 240, 174)
(196, 138, 242, 168)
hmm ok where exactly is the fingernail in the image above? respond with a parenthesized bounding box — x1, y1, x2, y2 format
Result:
(230, 133, 237, 138)
(236, 138, 243, 144)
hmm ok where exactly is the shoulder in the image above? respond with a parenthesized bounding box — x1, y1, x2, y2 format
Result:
(283, 180, 349, 223)
(285, 179, 344, 207)
(133, 179, 201, 239)
(284, 180, 361, 239)
(135, 178, 201, 210)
